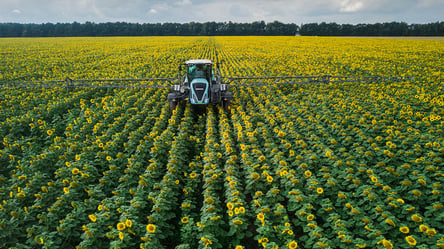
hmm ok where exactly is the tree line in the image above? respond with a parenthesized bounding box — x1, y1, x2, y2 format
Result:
(300, 21, 444, 36)
(0, 21, 442, 37)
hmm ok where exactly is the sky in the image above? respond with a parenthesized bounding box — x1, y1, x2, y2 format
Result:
(1, 0, 443, 24)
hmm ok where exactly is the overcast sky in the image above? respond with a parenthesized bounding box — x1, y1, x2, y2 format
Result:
(1, 0, 443, 24)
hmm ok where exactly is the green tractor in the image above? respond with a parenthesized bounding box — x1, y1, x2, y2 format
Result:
(167, 59, 232, 111)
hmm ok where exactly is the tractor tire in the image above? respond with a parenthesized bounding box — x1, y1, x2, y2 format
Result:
(223, 99, 230, 113)
(169, 101, 178, 112)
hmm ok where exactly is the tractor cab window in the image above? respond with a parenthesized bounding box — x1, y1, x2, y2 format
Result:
(188, 64, 211, 82)
(195, 66, 205, 78)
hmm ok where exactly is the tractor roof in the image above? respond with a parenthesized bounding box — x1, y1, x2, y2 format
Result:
(185, 59, 213, 65)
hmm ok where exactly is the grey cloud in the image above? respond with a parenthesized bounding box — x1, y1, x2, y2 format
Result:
(229, 4, 251, 18)
(0, 0, 442, 24)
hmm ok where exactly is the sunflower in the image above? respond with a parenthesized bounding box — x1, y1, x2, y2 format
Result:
(117, 222, 126, 231)
(89, 214, 97, 222)
(251, 173, 260, 180)
(385, 219, 395, 227)
(426, 228, 436, 236)
(201, 237, 212, 247)
(287, 241, 298, 249)
(234, 208, 240, 214)
(125, 219, 132, 228)
(405, 236, 416, 246)
(210, 216, 220, 221)
(226, 202, 234, 210)
(146, 224, 156, 233)
(233, 219, 243, 225)
(378, 239, 393, 249)
(181, 217, 189, 224)
(411, 214, 422, 222)
(257, 213, 265, 221)
(399, 226, 409, 234)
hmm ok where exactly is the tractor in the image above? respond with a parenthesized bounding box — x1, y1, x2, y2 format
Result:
(167, 59, 232, 111)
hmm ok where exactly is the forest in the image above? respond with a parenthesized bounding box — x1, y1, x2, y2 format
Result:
(0, 21, 443, 37)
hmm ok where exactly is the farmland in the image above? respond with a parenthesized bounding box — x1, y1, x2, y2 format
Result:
(0, 36, 443, 249)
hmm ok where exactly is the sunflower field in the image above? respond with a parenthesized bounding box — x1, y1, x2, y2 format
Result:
(0, 36, 443, 249)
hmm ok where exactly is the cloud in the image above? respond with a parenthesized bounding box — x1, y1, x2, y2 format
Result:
(417, 0, 444, 8)
(175, 0, 192, 6)
(229, 4, 251, 18)
(0, 0, 442, 24)
(339, 0, 364, 13)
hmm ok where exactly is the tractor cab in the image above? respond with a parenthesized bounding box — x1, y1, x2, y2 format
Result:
(185, 60, 214, 84)
(182, 59, 214, 105)
(168, 59, 232, 111)
(183, 60, 214, 105)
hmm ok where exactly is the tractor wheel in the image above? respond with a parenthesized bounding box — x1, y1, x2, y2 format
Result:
(169, 101, 178, 111)
(223, 99, 230, 113)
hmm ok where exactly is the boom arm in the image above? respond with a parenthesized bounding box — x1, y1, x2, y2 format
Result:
(0, 75, 412, 89)
(0, 77, 176, 88)
(223, 75, 411, 88)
